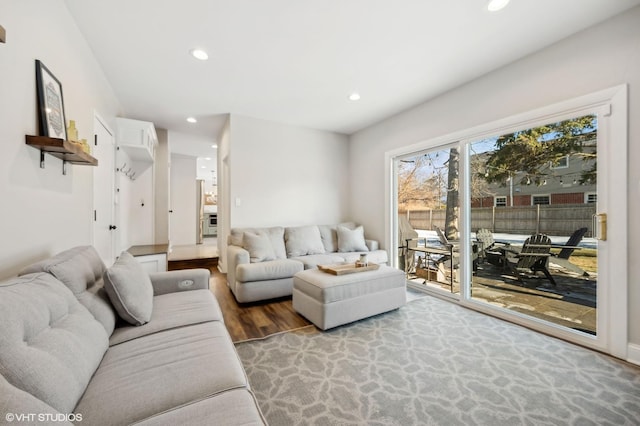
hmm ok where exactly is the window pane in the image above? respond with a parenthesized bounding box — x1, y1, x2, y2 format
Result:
(469, 113, 598, 336)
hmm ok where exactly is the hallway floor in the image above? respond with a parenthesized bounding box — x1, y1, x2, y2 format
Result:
(167, 237, 218, 261)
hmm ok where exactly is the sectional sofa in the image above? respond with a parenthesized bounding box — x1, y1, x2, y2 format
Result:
(226, 223, 389, 302)
(0, 246, 265, 425)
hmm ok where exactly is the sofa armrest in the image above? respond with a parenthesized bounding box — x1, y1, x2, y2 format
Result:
(365, 239, 379, 251)
(226, 245, 250, 289)
(149, 269, 210, 296)
(228, 244, 250, 265)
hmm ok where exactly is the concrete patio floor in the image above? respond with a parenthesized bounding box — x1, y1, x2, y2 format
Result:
(408, 262, 597, 335)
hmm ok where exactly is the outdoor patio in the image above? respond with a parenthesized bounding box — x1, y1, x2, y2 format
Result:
(408, 261, 597, 335)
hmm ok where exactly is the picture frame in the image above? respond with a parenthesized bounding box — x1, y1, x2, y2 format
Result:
(35, 60, 67, 140)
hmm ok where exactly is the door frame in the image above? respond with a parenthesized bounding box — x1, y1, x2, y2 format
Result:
(92, 111, 117, 265)
(385, 85, 628, 359)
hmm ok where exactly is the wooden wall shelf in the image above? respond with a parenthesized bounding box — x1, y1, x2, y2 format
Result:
(26, 135, 98, 174)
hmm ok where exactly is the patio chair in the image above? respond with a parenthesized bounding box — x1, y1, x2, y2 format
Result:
(475, 228, 509, 266)
(433, 226, 478, 272)
(398, 216, 423, 274)
(548, 227, 589, 277)
(503, 234, 556, 287)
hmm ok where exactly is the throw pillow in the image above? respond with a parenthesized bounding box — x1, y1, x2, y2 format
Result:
(337, 225, 369, 252)
(284, 225, 326, 257)
(243, 231, 277, 262)
(103, 251, 154, 326)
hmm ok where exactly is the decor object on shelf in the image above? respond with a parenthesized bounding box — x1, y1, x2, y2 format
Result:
(0, 24, 6, 43)
(79, 138, 90, 154)
(67, 120, 79, 141)
(35, 60, 67, 140)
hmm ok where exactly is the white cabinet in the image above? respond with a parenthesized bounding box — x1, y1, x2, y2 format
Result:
(134, 253, 167, 273)
(115, 118, 158, 179)
(128, 245, 168, 273)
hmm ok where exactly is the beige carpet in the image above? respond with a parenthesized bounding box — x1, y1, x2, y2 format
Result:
(235, 295, 640, 425)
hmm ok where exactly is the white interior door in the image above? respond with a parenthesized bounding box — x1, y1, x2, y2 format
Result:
(93, 114, 116, 265)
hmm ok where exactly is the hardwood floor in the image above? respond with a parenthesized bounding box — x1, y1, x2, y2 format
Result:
(212, 271, 312, 342)
(171, 263, 311, 342)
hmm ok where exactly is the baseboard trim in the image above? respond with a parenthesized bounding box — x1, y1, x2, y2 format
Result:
(627, 343, 640, 366)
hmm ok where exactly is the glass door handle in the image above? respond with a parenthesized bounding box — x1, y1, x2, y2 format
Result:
(593, 213, 607, 241)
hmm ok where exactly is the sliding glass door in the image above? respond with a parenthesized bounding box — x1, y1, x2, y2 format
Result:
(390, 86, 628, 356)
(465, 114, 598, 335)
(398, 145, 461, 296)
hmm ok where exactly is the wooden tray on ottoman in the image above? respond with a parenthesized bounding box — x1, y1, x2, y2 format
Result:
(318, 263, 380, 275)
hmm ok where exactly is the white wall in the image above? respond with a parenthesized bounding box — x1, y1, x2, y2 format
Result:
(154, 128, 170, 244)
(0, 0, 121, 278)
(170, 155, 197, 246)
(228, 115, 350, 228)
(349, 8, 640, 345)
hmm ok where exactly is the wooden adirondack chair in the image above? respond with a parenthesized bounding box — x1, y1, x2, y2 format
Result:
(503, 234, 556, 286)
(475, 228, 510, 266)
(549, 227, 589, 276)
(433, 226, 478, 272)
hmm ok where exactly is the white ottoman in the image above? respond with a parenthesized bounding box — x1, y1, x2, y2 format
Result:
(292, 265, 406, 330)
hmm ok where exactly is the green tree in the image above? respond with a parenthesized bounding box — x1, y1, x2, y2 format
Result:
(483, 114, 597, 186)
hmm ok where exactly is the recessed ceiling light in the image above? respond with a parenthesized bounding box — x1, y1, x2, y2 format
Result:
(487, 0, 510, 12)
(204, 157, 212, 161)
(211, 144, 217, 148)
(186, 117, 197, 123)
(201, 166, 207, 169)
(189, 48, 208, 61)
(348, 92, 361, 101)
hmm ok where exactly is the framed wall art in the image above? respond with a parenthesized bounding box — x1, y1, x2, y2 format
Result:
(35, 60, 67, 140)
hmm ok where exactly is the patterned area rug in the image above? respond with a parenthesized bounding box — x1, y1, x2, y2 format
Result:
(235, 296, 640, 425)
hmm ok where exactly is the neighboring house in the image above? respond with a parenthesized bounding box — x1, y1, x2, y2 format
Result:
(471, 139, 597, 208)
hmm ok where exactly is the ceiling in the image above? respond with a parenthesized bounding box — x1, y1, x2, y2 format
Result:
(64, 0, 640, 143)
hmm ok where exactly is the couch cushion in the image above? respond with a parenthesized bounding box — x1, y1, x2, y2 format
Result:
(337, 225, 369, 252)
(0, 273, 109, 414)
(103, 252, 154, 326)
(109, 289, 223, 346)
(0, 375, 72, 425)
(74, 322, 248, 426)
(291, 253, 346, 270)
(340, 249, 389, 265)
(133, 389, 266, 425)
(236, 259, 304, 282)
(285, 225, 325, 257)
(230, 227, 287, 259)
(19, 245, 116, 335)
(242, 231, 277, 262)
(318, 222, 356, 253)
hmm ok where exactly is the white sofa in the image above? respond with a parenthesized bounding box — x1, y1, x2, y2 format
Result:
(0, 246, 265, 425)
(226, 223, 388, 303)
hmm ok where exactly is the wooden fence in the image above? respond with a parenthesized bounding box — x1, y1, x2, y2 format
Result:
(400, 204, 596, 237)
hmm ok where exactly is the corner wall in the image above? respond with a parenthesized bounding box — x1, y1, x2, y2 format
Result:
(348, 8, 640, 348)
(0, 0, 121, 278)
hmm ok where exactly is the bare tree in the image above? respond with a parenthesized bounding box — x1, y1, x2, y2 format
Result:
(397, 156, 441, 210)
